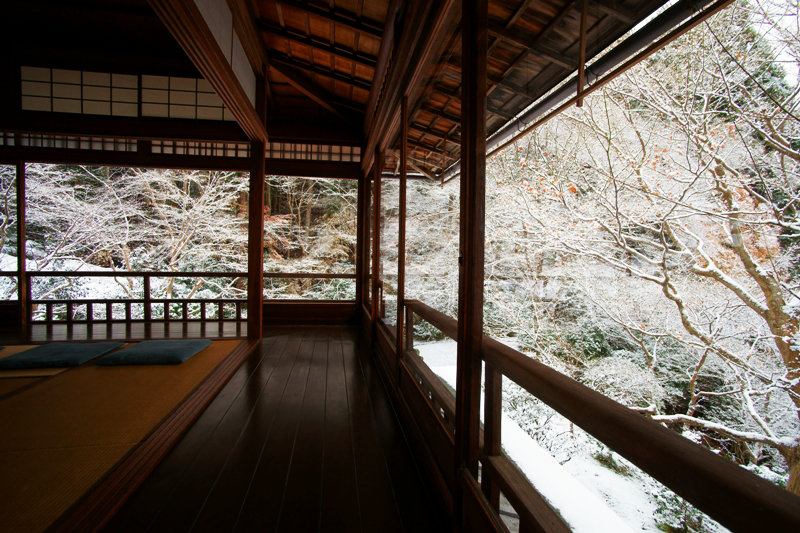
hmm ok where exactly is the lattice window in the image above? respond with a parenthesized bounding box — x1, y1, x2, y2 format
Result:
(20, 67, 233, 122)
(150, 140, 250, 158)
(265, 142, 361, 162)
(141, 75, 233, 121)
(9, 133, 138, 152)
(21, 67, 138, 117)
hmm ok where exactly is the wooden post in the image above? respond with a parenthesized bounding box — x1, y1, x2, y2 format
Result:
(482, 366, 502, 508)
(355, 167, 365, 308)
(396, 96, 408, 359)
(247, 71, 267, 339)
(143, 274, 152, 322)
(371, 150, 382, 321)
(247, 142, 265, 339)
(405, 305, 414, 353)
(361, 171, 372, 313)
(456, 0, 487, 491)
(16, 162, 27, 333)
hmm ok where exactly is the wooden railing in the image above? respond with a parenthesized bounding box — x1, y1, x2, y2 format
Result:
(25, 271, 247, 324)
(402, 299, 800, 532)
(18, 270, 356, 325)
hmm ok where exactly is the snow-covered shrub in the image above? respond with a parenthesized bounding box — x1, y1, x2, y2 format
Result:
(581, 357, 665, 409)
(591, 447, 633, 477)
(651, 485, 726, 533)
(565, 322, 610, 358)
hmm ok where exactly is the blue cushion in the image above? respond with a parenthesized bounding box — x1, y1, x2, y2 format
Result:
(0, 342, 123, 369)
(97, 339, 212, 366)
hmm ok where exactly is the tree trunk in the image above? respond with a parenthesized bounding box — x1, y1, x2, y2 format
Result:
(784, 447, 800, 496)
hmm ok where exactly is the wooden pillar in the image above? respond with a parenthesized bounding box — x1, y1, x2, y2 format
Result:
(361, 171, 372, 313)
(355, 168, 366, 308)
(247, 71, 267, 339)
(371, 150, 383, 321)
(16, 161, 27, 333)
(247, 143, 265, 339)
(483, 367, 502, 507)
(455, 0, 487, 487)
(396, 97, 408, 357)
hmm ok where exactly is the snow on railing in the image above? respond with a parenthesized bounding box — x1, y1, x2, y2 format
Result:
(402, 298, 800, 533)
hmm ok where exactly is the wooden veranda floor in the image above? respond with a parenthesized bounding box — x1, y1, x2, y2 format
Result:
(103, 325, 449, 532)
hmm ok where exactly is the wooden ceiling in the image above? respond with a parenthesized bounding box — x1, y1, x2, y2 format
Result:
(253, 0, 666, 176)
(3, 0, 717, 178)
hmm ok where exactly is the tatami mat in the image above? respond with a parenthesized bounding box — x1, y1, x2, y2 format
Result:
(0, 377, 39, 398)
(0, 339, 242, 533)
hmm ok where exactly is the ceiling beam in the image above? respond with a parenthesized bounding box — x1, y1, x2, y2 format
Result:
(410, 124, 460, 146)
(488, 26, 576, 69)
(275, 0, 383, 38)
(268, 58, 347, 119)
(148, 0, 267, 142)
(259, 22, 377, 69)
(365, 0, 402, 130)
(487, 0, 578, 102)
(363, 0, 460, 174)
(418, 103, 460, 125)
(597, 1, 637, 24)
(268, 51, 372, 91)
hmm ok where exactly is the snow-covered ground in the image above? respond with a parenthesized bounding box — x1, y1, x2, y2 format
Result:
(415, 340, 725, 533)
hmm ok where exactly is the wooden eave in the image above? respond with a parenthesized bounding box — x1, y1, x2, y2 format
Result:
(3, 0, 723, 175)
(367, 0, 673, 178)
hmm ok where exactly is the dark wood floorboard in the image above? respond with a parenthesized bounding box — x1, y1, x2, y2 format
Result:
(231, 337, 314, 532)
(187, 335, 301, 532)
(320, 337, 362, 532)
(103, 326, 447, 533)
(102, 334, 284, 532)
(150, 335, 298, 532)
(274, 339, 327, 532)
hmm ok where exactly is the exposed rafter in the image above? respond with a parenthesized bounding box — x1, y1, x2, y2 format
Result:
(362, 0, 460, 174)
(268, 58, 348, 119)
(275, 0, 383, 38)
(406, 137, 442, 154)
(487, 21, 578, 70)
(417, 103, 460, 126)
(365, 0, 402, 129)
(597, 1, 637, 24)
(409, 161, 437, 181)
(268, 51, 372, 91)
(410, 124, 460, 146)
(259, 22, 378, 69)
(487, 0, 578, 101)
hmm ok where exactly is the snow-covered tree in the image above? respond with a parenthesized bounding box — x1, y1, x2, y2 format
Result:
(487, 0, 800, 493)
(22, 164, 249, 303)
